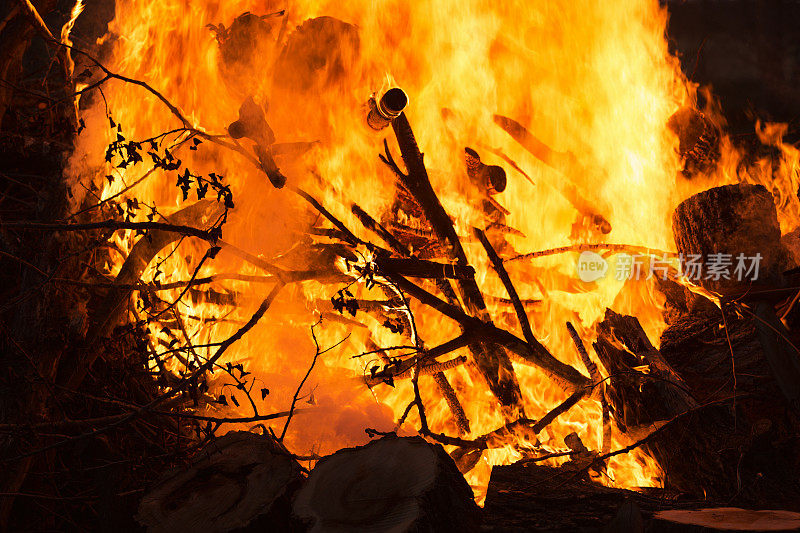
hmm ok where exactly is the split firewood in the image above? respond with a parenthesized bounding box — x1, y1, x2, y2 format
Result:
(292, 435, 481, 532)
(594, 309, 697, 425)
(650, 508, 800, 532)
(591, 310, 759, 500)
(672, 183, 792, 297)
(137, 431, 304, 533)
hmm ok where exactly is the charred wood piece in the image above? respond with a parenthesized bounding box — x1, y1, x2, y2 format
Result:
(493, 113, 612, 235)
(667, 107, 721, 178)
(377, 256, 475, 280)
(464, 147, 507, 194)
(672, 183, 792, 297)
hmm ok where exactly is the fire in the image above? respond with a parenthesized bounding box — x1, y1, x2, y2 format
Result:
(67, 0, 800, 504)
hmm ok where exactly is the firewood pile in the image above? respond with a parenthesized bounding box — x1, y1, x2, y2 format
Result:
(4, 4, 800, 532)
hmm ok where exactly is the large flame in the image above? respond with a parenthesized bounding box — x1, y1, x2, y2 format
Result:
(67, 0, 800, 503)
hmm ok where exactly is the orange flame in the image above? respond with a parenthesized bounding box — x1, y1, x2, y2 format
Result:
(67, 0, 800, 504)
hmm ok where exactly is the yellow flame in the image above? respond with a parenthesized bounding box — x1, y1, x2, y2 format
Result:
(68, 0, 800, 504)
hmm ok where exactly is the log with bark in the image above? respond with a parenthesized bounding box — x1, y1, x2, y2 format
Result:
(485, 461, 800, 532)
(483, 462, 696, 532)
(137, 431, 304, 533)
(671, 183, 793, 296)
(292, 435, 481, 532)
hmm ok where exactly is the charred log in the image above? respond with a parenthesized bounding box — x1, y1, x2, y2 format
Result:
(483, 462, 694, 532)
(667, 107, 721, 179)
(672, 183, 792, 296)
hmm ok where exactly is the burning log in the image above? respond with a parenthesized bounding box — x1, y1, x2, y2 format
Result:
(657, 304, 800, 504)
(378, 256, 476, 280)
(484, 462, 683, 531)
(593, 309, 697, 431)
(667, 106, 721, 178)
(292, 435, 481, 532)
(137, 431, 304, 532)
(366, 87, 408, 131)
(485, 463, 800, 532)
(591, 310, 761, 501)
(672, 183, 793, 296)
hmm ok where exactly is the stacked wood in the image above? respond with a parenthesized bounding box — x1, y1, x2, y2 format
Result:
(388, 113, 528, 417)
(137, 431, 304, 532)
(293, 435, 481, 532)
(655, 183, 800, 503)
(657, 305, 800, 506)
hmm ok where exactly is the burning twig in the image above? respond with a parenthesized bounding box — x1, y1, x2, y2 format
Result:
(363, 355, 468, 387)
(280, 321, 329, 441)
(385, 112, 526, 416)
(475, 228, 538, 349)
(506, 243, 676, 263)
(388, 273, 590, 391)
(424, 385, 591, 451)
(350, 203, 471, 433)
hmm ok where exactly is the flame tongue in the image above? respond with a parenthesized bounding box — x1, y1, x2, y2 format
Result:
(77, 0, 798, 505)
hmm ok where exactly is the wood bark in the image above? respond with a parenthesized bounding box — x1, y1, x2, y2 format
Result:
(293, 435, 481, 532)
(657, 305, 800, 505)
(483, 462, 697, 532)
(671, 183, 792, 296)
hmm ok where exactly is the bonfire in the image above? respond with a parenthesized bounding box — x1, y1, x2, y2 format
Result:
(2, 0, 800, 531)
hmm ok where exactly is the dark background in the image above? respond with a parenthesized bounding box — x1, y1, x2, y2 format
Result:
(665, 0, 800, 140)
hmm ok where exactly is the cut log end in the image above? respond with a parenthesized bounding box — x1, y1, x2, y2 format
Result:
(672, 183, 792, 295)
(292, 435, 480, 532)
(136, 431, 303, 533)
(651, 508, 800, 532)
